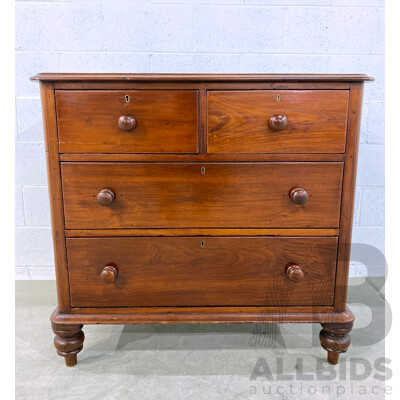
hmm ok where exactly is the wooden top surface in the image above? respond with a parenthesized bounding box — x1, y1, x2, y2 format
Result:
(31, 73, 374, 82)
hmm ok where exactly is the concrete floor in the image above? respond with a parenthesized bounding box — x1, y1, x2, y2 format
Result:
(16, 278, 386, 400)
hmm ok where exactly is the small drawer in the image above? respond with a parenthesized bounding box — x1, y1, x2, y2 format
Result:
(61, 162, 344, 229)
(67, 236, 338, 307)
(208, 90, 349, 154)
(56, 90, 198, 153)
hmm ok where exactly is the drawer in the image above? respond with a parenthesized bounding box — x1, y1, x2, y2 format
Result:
(67, 237, 338, 307)
(208, 90, 349, 154)
(55, 90, 198, 153)
(61, 162, 343, 229)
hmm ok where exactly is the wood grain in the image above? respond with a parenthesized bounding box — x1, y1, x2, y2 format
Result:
(51, 307, 355, 325)
(40, 82, 71, 312)
(334, 83, 364, 312)
(59, 153, 346, 162)
(64, 228, 340, 237)
(61, 162, 344, 229)
(56, 90, 198, 153)
(33, 74, 369, 366)
(69, 305, 334, 314)
(208, 90, 349, 154)
(320, 320, 354, 365)
(53, 82, 352, 91)
(66, 236, 338, 307)
(31, 73, 374, 82)
(51, 323, 84, 367)
(198, 89, 208, 154)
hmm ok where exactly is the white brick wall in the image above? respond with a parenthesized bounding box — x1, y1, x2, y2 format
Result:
(15, 0, 385, 279)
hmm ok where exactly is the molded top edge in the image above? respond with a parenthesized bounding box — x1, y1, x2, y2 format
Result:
(30, 73, 374, 82)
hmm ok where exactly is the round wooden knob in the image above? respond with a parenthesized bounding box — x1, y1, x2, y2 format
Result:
(118, 115, 137, 131)
(269, 114, 287, 130)
(286, 265, 304, 283)
(97, 189, 115, 206)
(290, 187, 308, 205)
(100, 265, 118, 284)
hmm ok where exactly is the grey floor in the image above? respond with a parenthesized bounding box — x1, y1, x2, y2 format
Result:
(16, 278, 386, 400)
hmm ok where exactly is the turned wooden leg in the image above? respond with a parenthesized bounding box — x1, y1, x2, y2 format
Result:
(51, 323, 84, 367)
(319, 321, 353, 365)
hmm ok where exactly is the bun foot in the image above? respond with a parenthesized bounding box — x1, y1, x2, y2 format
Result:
(51, 323, 84, 367)
(320, 321, 353, 365)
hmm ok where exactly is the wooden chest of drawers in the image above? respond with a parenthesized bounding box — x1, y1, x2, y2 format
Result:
(32, 73, 372, 367)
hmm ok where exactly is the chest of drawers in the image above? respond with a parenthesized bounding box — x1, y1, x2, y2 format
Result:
(32, 73, 372, 367)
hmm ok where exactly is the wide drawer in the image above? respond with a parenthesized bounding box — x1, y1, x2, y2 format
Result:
(55, 90, 198, 153)
(61, 162, 343, 229)
(67, 237, 338, 307)
(208, 90, 348, 154)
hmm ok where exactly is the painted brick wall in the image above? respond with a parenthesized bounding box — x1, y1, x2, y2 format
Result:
(15, 0, 385, 279)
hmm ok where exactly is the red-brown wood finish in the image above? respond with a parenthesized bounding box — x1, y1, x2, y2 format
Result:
(40, 82, 71, 313)
(32, 74, 371, 367)
(51, 323, 84, 367)
(66, 236, 338, 308)
(59, 153, 346, 162)
(320, 321, 354, 365)
(56, 90, 198, 153)
(32, 73, 373, 82)
(61, 162, 343, 229)
(334, 82, 364, 312)
(64, 228, 340, 237)
(208, 90, 349, 154)
(54, 82, 353, 91)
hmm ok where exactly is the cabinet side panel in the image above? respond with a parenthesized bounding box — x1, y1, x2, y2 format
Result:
(334, 82, 364, 311)
(40, 82, 70, 312)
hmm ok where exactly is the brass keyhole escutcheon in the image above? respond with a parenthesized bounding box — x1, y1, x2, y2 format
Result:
(201, 240, 205, 248)
(125, 95, 130, 103)
(201, 167, 205, 174)
(276, 94, 281, 101)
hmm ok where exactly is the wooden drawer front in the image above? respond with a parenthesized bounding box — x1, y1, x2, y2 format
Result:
(67, 237, 337, 307)
(62, 162, 343, 229)
(55, 90, 198, 153)
(208, 90, 348, 154)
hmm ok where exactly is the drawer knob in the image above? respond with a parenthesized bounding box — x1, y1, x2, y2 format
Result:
(118, 115, 137, 131)
(100, 265, 118, 284)
(97, 189, 115, 206)
(286, 265, 304, 283)
(290, 187, 308, 205)
(269, 114, 287, 131)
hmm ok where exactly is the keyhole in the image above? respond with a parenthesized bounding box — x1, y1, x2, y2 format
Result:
(201, 167, 205, 174)
(201, 240, 205, 248)
(125, 95, 130, 103)
(276, 94, 281, 102)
